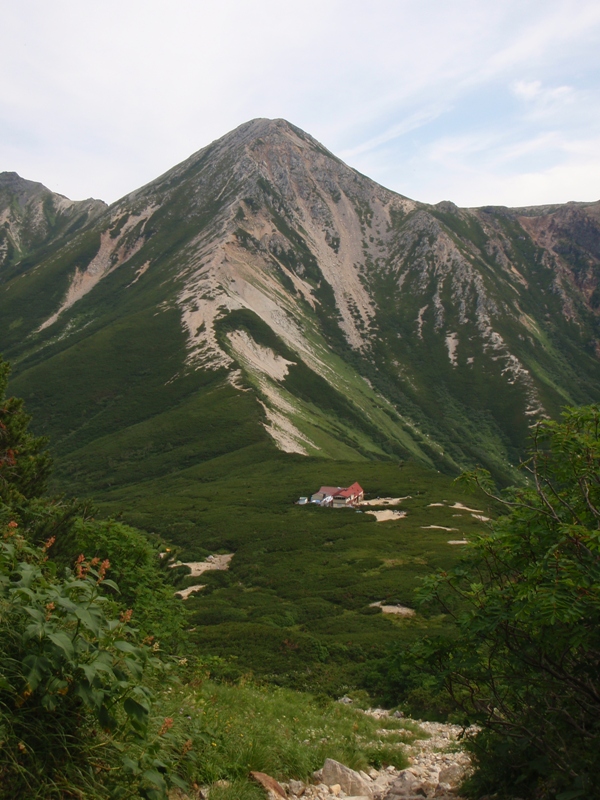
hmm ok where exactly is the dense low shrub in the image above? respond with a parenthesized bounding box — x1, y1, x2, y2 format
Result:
(0, 354, 190, 797)
(419, 406, 600, 799)
(0, 523, 188, 798)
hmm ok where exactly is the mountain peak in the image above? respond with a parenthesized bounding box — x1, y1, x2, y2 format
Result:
(0, 172, 107, 271)
(3, 119, 600, 484)
(0, 171, 56, 202)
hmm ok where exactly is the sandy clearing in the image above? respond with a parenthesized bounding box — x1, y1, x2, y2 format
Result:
(445, 332, 459, 366)
(361, 496, 411, 507)
(448, 539, 469, 545)
(175, 584, 206, 600)
(38, 206, 156, 331)
(421, 525, 458, 531)
(227, 329, 294, 382)
(171, 553, 234, 577)
(127, 260, 151, 286)
(427, 502, 445, 507)
(177, 235, 317, 371)
(370, 601, 415, 617)
(366, 510, 407, 522)
(225, 327, 316, 454)
(451, 502, 483, 513)
(258, 401, 311, 455)
(416, 305, 428, 339)
(472, 513, 490, 522)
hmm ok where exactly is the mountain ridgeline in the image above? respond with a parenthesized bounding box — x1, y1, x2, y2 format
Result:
(1, 118, 600, 509)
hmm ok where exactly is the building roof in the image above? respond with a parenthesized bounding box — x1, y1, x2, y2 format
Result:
(318, 486, 342, 495)
(335, 482, 363, 498)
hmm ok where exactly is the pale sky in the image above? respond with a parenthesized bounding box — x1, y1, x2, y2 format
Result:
(2, 0, 599, 208)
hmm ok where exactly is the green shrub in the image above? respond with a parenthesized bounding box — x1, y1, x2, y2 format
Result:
(419, 406, 600, 798)
(0, 354, 189, 797)
(0, 523, 188, 798)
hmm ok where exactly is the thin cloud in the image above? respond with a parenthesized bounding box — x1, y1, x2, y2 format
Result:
(339, 105, 451, 159)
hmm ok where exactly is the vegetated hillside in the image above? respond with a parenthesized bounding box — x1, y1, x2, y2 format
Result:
(124, 456, 494, 695)
(0, 119, 599, 514)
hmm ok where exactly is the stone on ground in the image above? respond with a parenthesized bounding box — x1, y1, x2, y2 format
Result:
(321, 759, 374, 797)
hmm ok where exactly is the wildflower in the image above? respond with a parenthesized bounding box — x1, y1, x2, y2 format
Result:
(75, 554, 89, 579)
(142, 635, 155, 646)
(178, 657, 188, 666)
(16, 689, 32, 707)
(158, 717, 174, 736)
(45, 601, 56, 621)
(97, 559, 110, 583)
(8, 521, 18, 528)
(152, 641, 161, 652)
(182, 738, 193, 755)
(90, 557, 100, 567)
(120, 608, 133, 623)
(43, 535, 56, 551)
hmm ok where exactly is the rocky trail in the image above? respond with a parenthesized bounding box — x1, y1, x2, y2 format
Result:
(173, 706, 474, 800)
(292, 708, 474, 800)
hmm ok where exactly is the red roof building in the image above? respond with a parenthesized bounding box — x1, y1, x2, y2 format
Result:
(332, 482, 364, 507)
(310, 482, 364, 507)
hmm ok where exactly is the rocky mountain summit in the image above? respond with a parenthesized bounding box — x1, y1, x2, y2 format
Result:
(1, 119, 599, 492)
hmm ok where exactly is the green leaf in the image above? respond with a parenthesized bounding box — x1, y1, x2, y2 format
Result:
(144, 790, 165, 800)
(47, 631, 75, 659)
(121, 756, 141, 775)
(124, 657, 143, 679)
(23, 605, 45, 623)
(124, 696, 149, 724)
(142, 770, 167, 791)
(98, 703, 117, 731)
(170, 774, 188, 790)
(23, 654, 49, 690)
(75, 606, 101, 636)
(114, 640, 140, 655)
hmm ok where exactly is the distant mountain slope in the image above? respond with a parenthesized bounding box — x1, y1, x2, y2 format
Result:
(0, 119, 599, 502)
(0, 171, 106, 270)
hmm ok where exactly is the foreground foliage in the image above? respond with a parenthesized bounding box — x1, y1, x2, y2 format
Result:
(420, 406, 600, 799)
(0, 356, 189, 798)
(0, 527, 190, 798)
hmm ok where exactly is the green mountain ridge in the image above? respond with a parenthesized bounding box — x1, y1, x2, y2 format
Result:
(1, 118, 599, 516)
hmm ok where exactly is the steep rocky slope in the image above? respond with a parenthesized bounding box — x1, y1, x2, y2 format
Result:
(0, 171, 106, 269)
(0, 119, 599, 498)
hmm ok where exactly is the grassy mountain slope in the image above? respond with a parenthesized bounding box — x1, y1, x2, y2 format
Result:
(0, 119, 599, 509)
